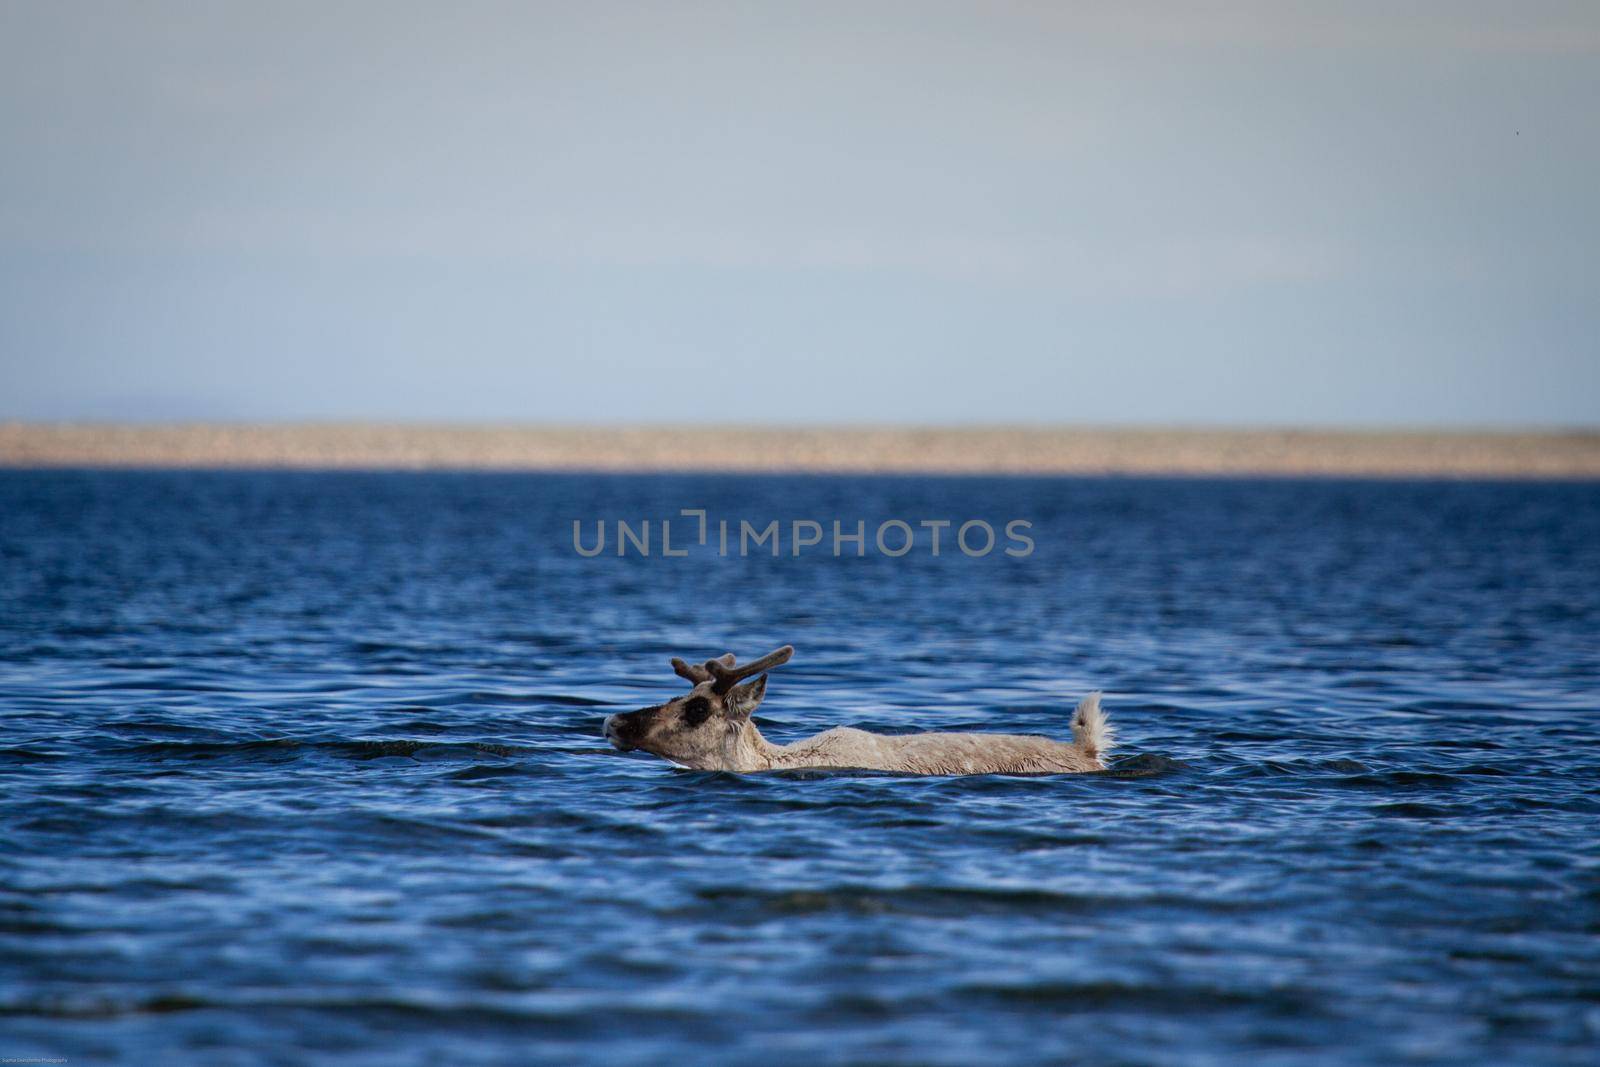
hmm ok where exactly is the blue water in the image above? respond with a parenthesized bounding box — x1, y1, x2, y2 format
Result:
(2, 471, 1598, 1065)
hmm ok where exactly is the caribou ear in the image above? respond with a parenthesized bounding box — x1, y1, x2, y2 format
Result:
(724, 675, 767, 721)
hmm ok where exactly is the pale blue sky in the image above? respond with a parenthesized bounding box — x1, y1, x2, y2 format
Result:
(1, 1, 1596, 426)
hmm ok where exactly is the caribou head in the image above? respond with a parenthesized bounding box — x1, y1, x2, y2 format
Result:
(602, 646, 794, 770)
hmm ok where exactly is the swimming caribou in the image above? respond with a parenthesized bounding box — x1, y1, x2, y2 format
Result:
(602, 646, 1113, 775)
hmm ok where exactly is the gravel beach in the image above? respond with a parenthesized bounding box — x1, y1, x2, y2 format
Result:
(3, 423, 1597, 478)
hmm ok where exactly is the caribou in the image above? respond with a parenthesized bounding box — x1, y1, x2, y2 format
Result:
(602, 645, 1113, 775)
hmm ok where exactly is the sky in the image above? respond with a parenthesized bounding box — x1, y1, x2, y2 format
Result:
(1, 1, 1596, 427)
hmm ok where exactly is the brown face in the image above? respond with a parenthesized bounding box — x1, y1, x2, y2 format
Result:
(602, 677, 766, 770)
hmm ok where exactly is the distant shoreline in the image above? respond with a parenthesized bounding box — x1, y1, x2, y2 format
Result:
(3, 423, 1598, 479)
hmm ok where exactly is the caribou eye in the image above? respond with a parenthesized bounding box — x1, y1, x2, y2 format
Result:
(681, 696, 712, 727)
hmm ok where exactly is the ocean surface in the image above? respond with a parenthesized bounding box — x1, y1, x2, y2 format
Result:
(2, 470, 1597, 1066)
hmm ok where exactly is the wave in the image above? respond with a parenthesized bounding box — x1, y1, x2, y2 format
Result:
(687, 883, 1261, 918)
(111, 737, 545, 762)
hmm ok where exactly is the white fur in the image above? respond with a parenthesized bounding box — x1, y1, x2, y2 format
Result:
(1069, 692, 1115, 758)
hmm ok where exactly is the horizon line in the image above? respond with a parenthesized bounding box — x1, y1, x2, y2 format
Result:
(2, 423, 1598, 480)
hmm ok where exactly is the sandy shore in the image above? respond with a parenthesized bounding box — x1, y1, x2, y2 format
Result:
(2, 423, 1598, 478)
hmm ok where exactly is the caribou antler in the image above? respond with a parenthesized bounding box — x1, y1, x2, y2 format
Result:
(670, 652, 735, 685)
(706, 645, 793, 694)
